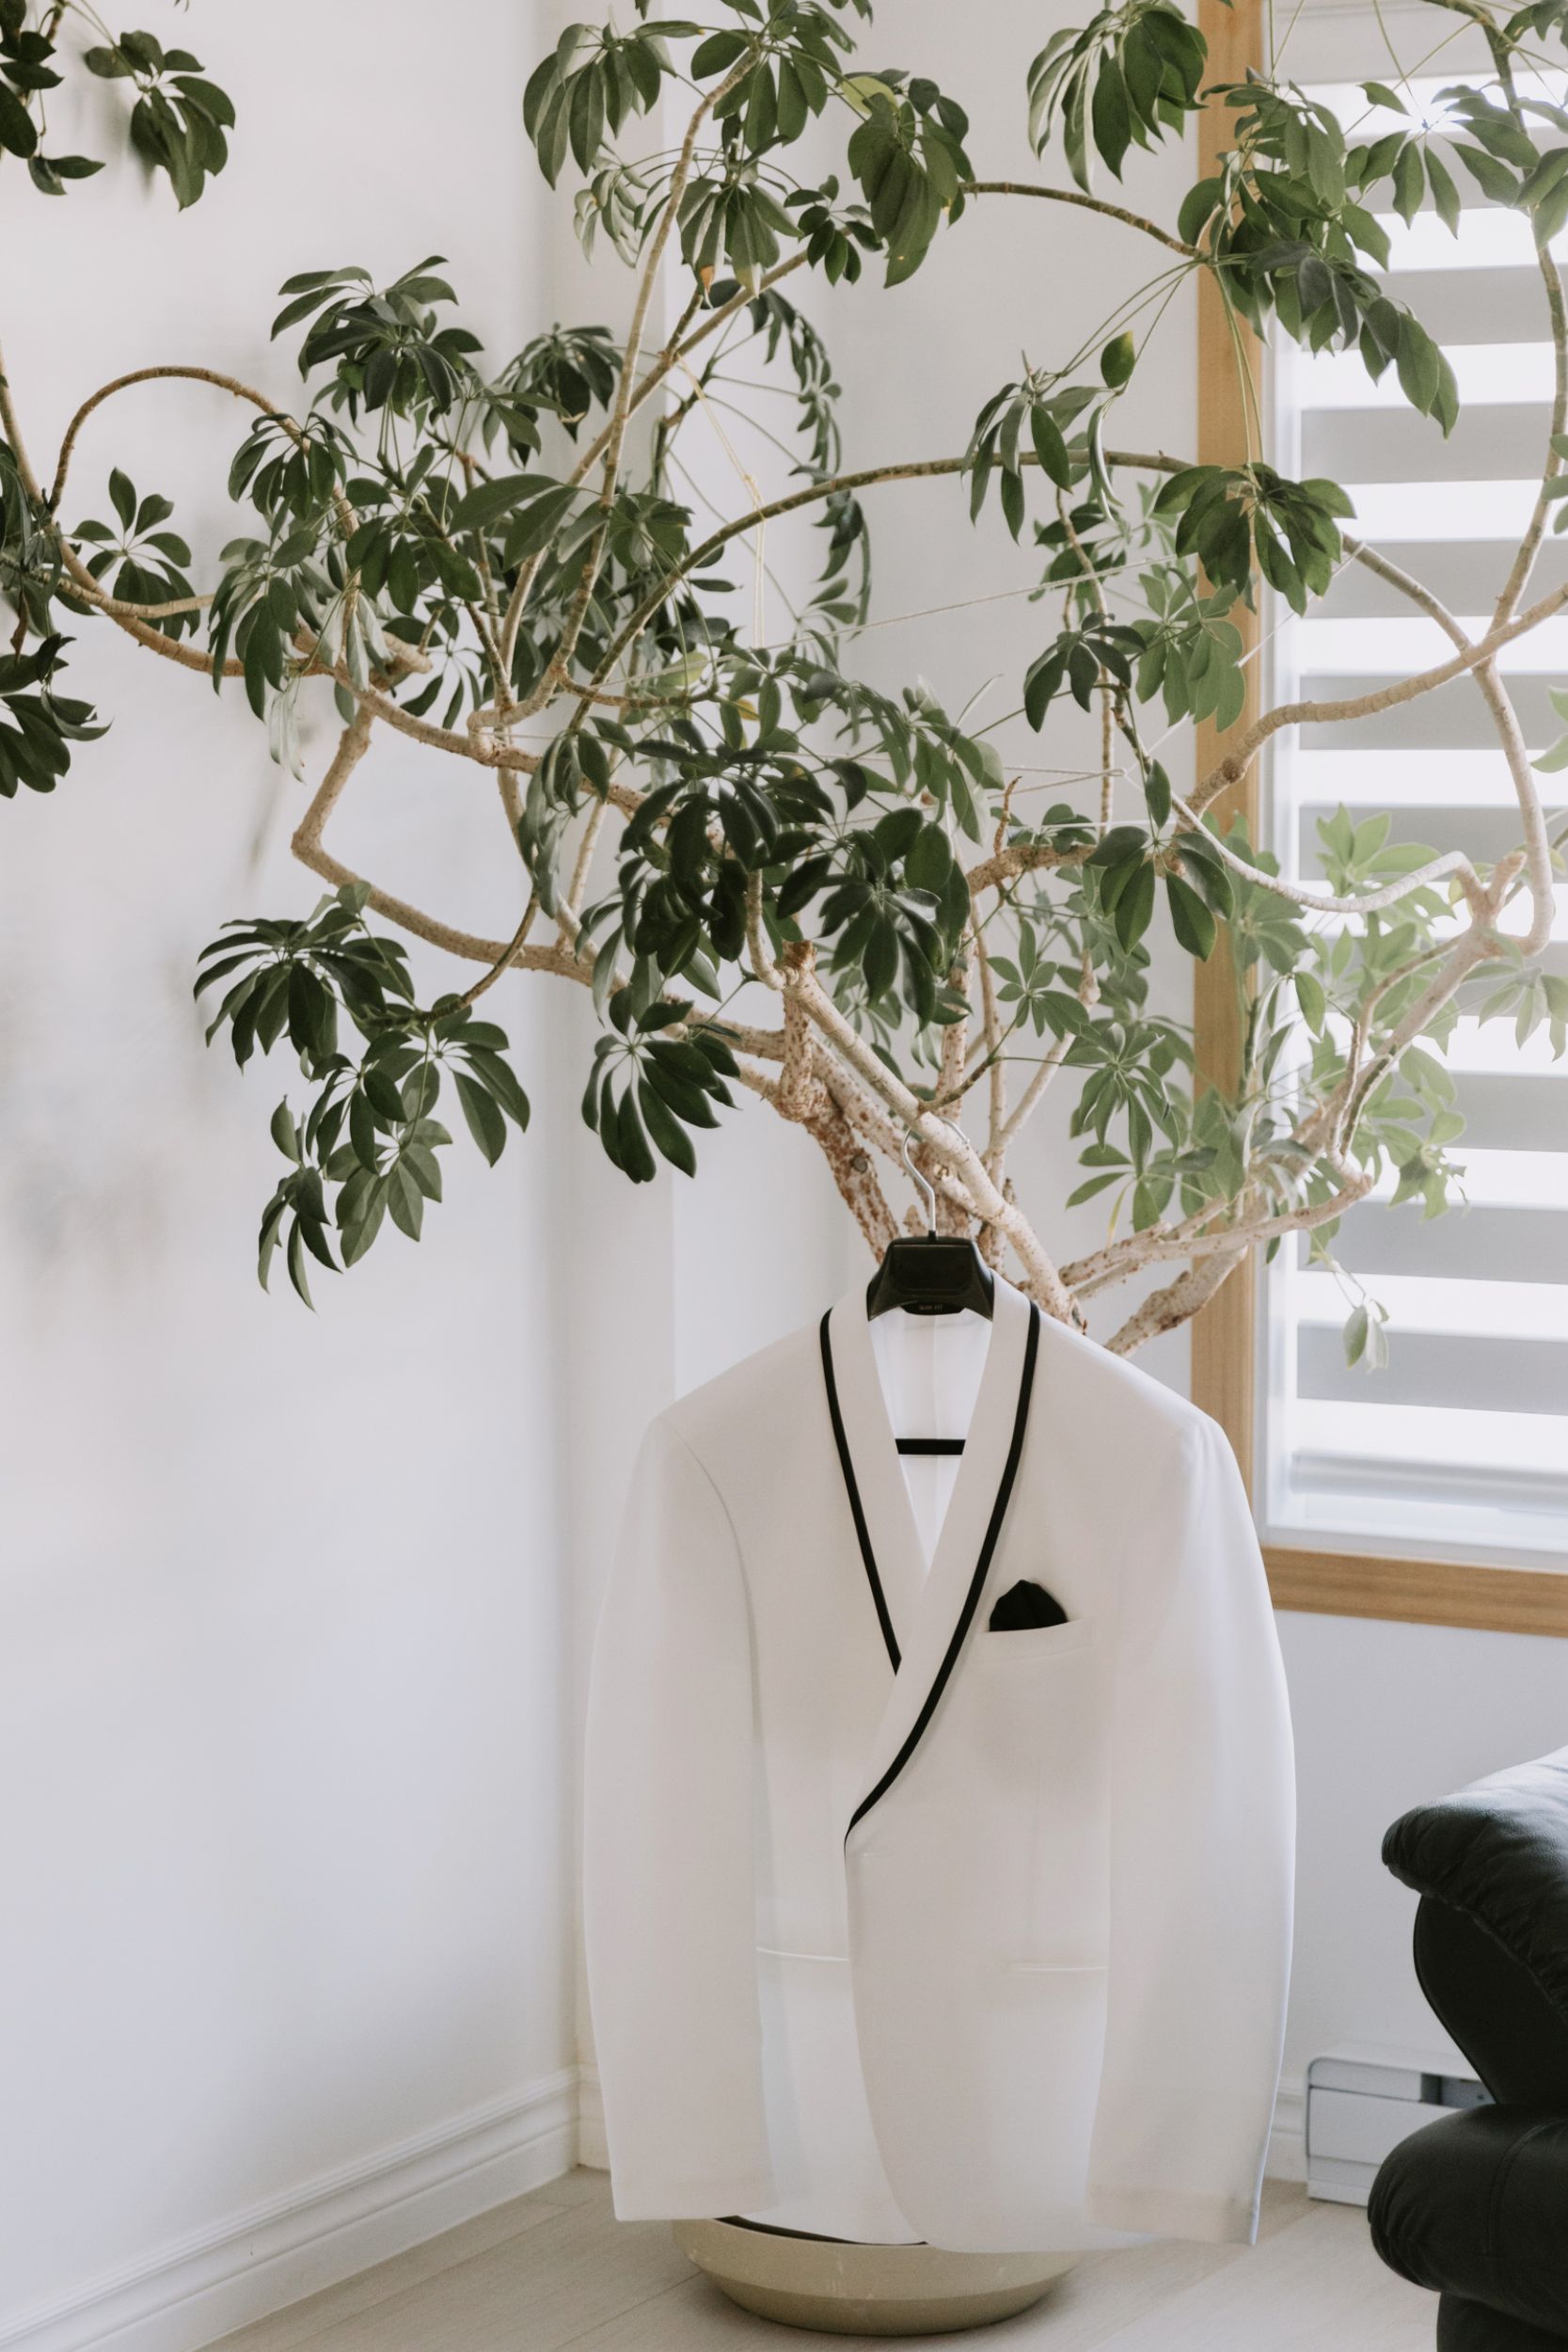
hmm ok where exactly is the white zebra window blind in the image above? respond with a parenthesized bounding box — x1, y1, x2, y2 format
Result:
(1262, 67, 1568, 1568)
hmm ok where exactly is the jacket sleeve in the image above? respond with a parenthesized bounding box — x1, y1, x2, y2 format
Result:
(1085, 1413, 1295, 2247)
(582, 1414, 777, 2220)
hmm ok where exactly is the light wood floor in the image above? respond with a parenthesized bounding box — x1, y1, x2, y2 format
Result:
(208, 2170, 1438, 2352)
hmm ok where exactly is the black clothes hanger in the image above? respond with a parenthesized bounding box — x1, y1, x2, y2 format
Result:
(865, 1124, 995, 1351)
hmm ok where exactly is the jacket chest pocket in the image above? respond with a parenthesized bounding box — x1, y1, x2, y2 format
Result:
(962, 1613, 1100, 1749)
(974, 1615, 1096, 1669)
(960, 1613, 1103, 1801)
(967, 1615, 1108, 1962)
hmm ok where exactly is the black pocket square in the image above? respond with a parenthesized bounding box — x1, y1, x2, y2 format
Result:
(988, 1579, 1069, 1631)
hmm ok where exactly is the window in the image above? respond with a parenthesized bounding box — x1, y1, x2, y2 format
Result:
(1191, 2, 1568, 1630)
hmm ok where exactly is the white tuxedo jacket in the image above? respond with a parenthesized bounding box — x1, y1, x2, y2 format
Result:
(584, 1276, 1294, 2252)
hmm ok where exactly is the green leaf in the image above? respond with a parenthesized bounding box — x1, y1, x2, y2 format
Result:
(1165, 873, 1216, 960)
(1087, 823, 1148, 868)
(504, 484, 579, 560)
(257, 1195, 287, 1291)
(455, 1072, 508, 1164)
(1090, 59, 1132, 179)
(462, 1045, 531, 1125)
(998, 464, 1025, 540)
(614, 1087, 657, 1182)
(1029, 404, 1072, 489)
(776, 57, 808, 144)
(285, 1219, 316, 1309)
(30, 151, 105, 193)
(340, 1182, 388, 1266)
(1100, 330, 1135, 389)
(638, 1078, 697, 1175)
(906, 822, 953, 894)
(1115, 861, 1156, 951)
(1395, 316, 1441, 416)
(691, 28, 750, 76)
(1022, 646, 1066, 730)
(404, 1141, 444, 1200)
(1425, 144, 1462, 236)
(1452, 142, 1519, 205)
(1391, 137, 1424, 228)
(1295, 969, 1327, 1035)
(1066, 1169, 1123, 1207)
(387, 1160, 425, 1239)
(449, 471, 558, 531)
(0, 79, 38, 157)
(269, 1099, 301, 1162)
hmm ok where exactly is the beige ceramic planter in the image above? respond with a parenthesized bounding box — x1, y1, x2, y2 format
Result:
(672, 2218, 1079, 2335)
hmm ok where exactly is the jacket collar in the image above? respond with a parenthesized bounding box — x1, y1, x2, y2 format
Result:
(822, 1276, 1039, 1838)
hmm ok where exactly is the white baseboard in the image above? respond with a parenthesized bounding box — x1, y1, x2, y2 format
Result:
(575, 2064, 608, 2172)
(6, 2053, 1304, 2352)
(1, 2069, 579, 2352)
(1268, 2076, 1307, 2186)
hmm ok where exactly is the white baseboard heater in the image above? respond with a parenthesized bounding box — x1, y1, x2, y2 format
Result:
(1306, 2044, 1490, 2206)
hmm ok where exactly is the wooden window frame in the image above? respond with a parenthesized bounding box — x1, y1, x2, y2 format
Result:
(1188, 0, 1568, 1636)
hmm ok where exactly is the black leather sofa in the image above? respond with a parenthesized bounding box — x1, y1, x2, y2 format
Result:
(1369, 1748, 1568, 2350)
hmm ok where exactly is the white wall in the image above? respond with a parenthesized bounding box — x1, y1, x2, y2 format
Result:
(0, 8, 580, 2346)
(7, 13, 1564, 2346)
(1278, 1611, 1568, 2091)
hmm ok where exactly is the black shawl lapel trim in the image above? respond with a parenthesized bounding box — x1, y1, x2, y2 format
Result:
(846, 1301, 1039, 1839)
(819, 1311, 901, 1673)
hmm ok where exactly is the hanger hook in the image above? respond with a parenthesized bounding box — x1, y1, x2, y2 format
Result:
(901, 1123, 938, 1234)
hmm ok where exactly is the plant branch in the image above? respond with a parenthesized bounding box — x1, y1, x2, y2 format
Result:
(965, 179, 1200, 259)
(1192, 576, 1568, 815)
(746, 868, 782, 989)
(1171, 787, 1486, 914)
(49, 364, 292, 510)
(780, 955, 1079, 1320)
(291, 705, 588, 977)
(1473, 657, 1560, 959)
(1102, 1248, 1243, 1355)
(0, 331, 46, 503)
(572, 444, 1183, 707)
(753, 1029, 899, 1255)
(971, 919, 1006, 1178)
